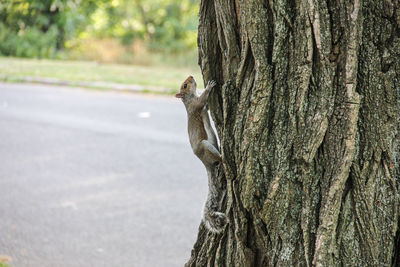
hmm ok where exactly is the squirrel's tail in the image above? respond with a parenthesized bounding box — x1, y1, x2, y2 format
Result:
(203, 166, 227, 233)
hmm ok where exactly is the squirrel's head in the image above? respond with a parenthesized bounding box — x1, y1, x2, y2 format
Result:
(175, 75, 196, 99)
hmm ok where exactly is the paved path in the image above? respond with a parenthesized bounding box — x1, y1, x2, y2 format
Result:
(0, 83, 207, 267)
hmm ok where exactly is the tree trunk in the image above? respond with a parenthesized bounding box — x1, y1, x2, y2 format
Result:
(186, 0, 400, 266)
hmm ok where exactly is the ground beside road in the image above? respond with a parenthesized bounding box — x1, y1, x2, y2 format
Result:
(0, 82, 208, 267)
(0, 57, 203, 93)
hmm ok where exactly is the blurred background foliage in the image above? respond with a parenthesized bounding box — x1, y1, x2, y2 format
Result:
(0, 0, 199, 67)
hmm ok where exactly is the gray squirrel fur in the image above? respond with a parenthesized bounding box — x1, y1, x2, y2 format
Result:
(175, 75, 227, 233)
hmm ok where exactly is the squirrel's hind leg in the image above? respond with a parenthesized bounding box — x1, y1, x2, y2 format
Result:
(199, 140, 222, 166)
(203, 209, 227, 233)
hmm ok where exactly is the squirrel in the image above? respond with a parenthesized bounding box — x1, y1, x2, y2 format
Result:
(175, 75, 227, 233)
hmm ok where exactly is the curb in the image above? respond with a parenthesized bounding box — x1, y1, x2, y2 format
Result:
(0, 75, 173, 94)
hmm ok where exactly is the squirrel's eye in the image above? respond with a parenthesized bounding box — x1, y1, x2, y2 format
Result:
(184, 84, 187, 89)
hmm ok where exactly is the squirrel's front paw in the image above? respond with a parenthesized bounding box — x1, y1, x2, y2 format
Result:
(207, 80, 217, 90)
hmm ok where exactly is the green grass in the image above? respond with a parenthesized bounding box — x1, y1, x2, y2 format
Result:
(0, 57, 203, 93)
(0, 262, 11, 267)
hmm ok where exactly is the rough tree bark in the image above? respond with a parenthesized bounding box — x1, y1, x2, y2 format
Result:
(186, 0, 400, 266)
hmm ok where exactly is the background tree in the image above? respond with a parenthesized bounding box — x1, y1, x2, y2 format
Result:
(89, 0, 199, 51)
(0, 0, 199, 59)
(186, 0, 400, 266)
(0, 0, 101, 57)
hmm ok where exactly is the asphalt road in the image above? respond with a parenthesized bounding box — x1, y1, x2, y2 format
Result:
(0, 83, 208, 267)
